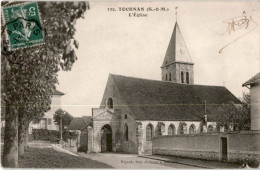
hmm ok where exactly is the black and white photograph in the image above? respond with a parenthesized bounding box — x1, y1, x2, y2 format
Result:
(1, 0, 260, 169)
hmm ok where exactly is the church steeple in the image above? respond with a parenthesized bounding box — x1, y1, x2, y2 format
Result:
(161, 14, 194, 84)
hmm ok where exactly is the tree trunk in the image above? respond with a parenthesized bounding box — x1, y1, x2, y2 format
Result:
(24, 121, 29, 148)
(18, 113, 26, 157)
(3, 106, 18, 168)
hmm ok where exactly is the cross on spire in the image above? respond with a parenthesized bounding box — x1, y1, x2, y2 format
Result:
(175, 6, 178, 22)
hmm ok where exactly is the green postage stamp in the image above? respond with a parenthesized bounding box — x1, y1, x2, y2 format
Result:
(2, 2, 44, 50)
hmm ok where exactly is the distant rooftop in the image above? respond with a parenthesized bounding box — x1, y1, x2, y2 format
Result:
(242, 72, 260, 87)
(53, 90, 65, 96)
(68, 116, 92, 130)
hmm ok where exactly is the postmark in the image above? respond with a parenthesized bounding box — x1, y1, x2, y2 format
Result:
(2, 2, 44, 50)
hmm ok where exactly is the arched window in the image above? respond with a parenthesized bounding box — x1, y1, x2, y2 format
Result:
(107, 98, 113, 108)
(168, 124, 175, 135)
(166, 74, 168, 81)
(125, 124, 128, 141)
(169, 73, 171, 81)
(146, 124, 153, 141)
(208, 124, 214, 132)
(186, 72, 189, 84)
(181, 71, 184, 83)
(189, 124, 196, 134)
(124, 114, 127, 119)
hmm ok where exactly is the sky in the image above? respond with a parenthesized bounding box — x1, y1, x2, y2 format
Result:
(56, 1, 260, 117)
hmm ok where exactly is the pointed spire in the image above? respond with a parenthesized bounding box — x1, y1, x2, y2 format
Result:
(162, 11, 193, 67)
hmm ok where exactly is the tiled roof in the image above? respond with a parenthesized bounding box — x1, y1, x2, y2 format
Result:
(111, 74, 241, 121)
(162, 22, 193, 67)
(68, 116, 92, 130)
(82, 116, 92, 125)
(53, 90, 65, 96)
(242, 72, 260, 86)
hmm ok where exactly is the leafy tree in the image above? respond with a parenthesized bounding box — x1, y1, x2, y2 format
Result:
(1, 1, 88, 167)
(215, 94, 250, 132)
(53, 108, 73, 131)
(239, 92, 251, 130)
(240, 92, 250, 111)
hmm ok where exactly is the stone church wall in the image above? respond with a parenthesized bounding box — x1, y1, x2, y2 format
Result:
(152, 131, 260, 163)
(98, 75, 138, 153)
(161, 63, 194, 84)
(94, 75, 217, 154)
(92, 115, 120, 153)
(175, 63, 194, 84)
(121, 114, 138, 153)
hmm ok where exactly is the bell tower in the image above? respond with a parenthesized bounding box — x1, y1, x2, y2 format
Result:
(161, 9, 194, 84)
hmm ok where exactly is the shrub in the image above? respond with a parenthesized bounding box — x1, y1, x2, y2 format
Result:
(32, 129, 59, 142)
(32, 129, 77, 142)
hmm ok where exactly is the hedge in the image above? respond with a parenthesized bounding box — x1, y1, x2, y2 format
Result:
(32, 129, 77, 142)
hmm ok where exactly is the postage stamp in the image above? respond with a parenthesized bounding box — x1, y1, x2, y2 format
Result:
(2, 1, 44, 50)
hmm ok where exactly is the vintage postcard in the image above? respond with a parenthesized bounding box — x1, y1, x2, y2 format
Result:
(1, 0, 260, 169)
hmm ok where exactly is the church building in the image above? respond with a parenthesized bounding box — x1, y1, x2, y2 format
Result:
(86, 20, 241, 155)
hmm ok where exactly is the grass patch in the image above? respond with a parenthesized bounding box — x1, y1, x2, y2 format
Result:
(17, 147, 113, 168)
